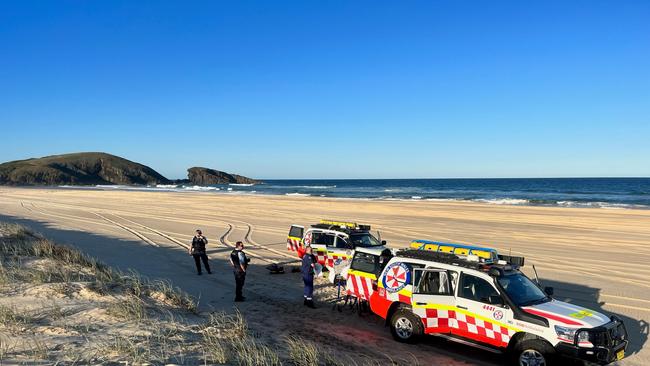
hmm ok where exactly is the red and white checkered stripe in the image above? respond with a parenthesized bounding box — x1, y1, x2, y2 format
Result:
(326, 254, 351, 268)
(346, 273, 374, 300)
(421, 308, 514, 347)
(315, 250, 328, 265)
(286, 238, 301, 252)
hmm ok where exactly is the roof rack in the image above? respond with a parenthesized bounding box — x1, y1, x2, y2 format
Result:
(396, 249, 483, 270)
(410, 240, 499, 263)
(396, 249, 521, 276)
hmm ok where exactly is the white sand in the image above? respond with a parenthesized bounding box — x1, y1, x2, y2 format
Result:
(0, 187, 647, 365)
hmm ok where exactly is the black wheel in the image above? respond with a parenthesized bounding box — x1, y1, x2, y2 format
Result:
(512, 339, 555, 366)
(390, 308, 423, 343)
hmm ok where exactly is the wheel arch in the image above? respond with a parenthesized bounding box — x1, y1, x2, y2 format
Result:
(507, 332, 554, 352)
(385, 301, 412, 325)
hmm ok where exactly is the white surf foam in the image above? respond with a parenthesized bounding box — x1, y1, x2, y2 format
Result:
(474, 198, 530, 205)
(183, 185, 218, 191)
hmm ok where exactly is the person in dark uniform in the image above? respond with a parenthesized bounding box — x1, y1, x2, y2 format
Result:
(230, 241, 249, 302)
(189, 229, 211, 275)
(301, 246, 317, 308)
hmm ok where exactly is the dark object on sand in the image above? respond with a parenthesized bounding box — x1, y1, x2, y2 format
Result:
(266, 263, 285, 274)
(290, 266, 301, 273)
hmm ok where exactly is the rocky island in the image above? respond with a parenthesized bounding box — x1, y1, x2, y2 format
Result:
(0, 153, 259, 186)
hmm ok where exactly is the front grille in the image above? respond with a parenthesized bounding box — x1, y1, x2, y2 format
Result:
(588, 330, 609, 347)
(581, 318, 627, 348)
(609, 322, 627, 345)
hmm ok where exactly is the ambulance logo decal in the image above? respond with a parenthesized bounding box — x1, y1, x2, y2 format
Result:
(383, 262, 410, 293)
(493, 310, 504, 320)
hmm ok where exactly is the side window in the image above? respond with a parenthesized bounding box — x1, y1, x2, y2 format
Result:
(335, 236, 350, 249)
(350, 252, 378, 273)
(459, 273, 499, 303)
(413, 269, 452, 295)
(311, 232, 335, 246)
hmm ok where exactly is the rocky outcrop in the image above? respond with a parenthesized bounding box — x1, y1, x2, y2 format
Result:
(0, 152, 170, 186)
(187, 167, 259, 185)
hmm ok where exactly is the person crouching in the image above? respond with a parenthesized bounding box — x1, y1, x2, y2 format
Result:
(302, 246, 317, 308)
(189, 229, 211, 275)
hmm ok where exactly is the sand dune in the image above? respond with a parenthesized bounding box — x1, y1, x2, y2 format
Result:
(0, 187, 647, 365)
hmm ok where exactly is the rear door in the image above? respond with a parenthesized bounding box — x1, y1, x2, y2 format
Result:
(454, 272, 515, 348)
(346, 251, 380, 300)
(326, 234, 354, 269)
(287, 225, 304, 256)
(411, 268, 457, 335)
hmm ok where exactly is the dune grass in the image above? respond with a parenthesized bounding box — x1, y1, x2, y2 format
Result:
(0, 222, 371, 365)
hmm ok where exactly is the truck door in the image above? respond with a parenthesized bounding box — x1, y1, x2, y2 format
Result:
(411, 268, 456, 335)
(326, 234, 354, 269)
(346, 251, 379, 300)
(454, 272, 515, 348)
(309, 230, 335, 266)
(287, 225, 305, 257)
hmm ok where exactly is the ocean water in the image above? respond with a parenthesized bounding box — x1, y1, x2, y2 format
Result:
(63, 178, 650, 209)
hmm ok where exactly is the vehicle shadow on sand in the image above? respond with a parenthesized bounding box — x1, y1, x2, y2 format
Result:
(540, 277, 648, 358)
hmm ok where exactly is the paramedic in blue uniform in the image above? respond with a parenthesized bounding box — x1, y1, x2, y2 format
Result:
(301, 246, 317, 308)
(230, 241, 249, 302)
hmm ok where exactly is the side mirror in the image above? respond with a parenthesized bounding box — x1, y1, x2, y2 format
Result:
(487, 295, 504, 306)
(381, 240, 387, 245)
(544, 286, 554, 296)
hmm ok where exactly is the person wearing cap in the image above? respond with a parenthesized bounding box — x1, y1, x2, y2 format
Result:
(189, 229, 211, 275)
(230, 241, 249, 302)
(301, 246, 317, 308)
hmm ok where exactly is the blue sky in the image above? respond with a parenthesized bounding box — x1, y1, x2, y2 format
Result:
(1, 1, 648, 179)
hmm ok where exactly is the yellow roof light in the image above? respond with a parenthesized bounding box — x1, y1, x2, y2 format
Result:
(320, 219, 357, 228)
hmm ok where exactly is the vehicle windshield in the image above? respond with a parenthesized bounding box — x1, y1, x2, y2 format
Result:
(497, 272, 549, 307)
(348, 233, 382, 247)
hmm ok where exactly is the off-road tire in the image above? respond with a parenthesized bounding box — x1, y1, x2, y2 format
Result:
(390, 308, 423, 343)
(511, 339, 556, 366)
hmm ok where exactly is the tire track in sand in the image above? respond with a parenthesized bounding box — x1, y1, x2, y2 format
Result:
(241, 222, 299, 261)
(110, 213, 190, 250)
(93, 213, 159, 248)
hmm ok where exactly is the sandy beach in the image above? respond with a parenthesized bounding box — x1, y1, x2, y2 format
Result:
(0, 187, 648, 365)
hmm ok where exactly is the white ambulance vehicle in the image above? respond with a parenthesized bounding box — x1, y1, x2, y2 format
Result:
(362, 244, 628, 365)
(286, 219, 387, 272)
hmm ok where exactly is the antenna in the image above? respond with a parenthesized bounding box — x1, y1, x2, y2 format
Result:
(532, 264, 541, 286)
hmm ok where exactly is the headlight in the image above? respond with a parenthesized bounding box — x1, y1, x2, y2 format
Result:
(555, 325, 590, 343)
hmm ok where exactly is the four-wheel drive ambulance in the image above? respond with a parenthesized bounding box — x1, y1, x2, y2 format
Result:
(354, 242, 628, 365)
(287, 219, 387, 273)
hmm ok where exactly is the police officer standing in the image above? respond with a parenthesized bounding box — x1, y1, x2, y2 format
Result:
(189, 229, 211, 275)
(302, 246, 317, 308)
(230, 241, 249, 302)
